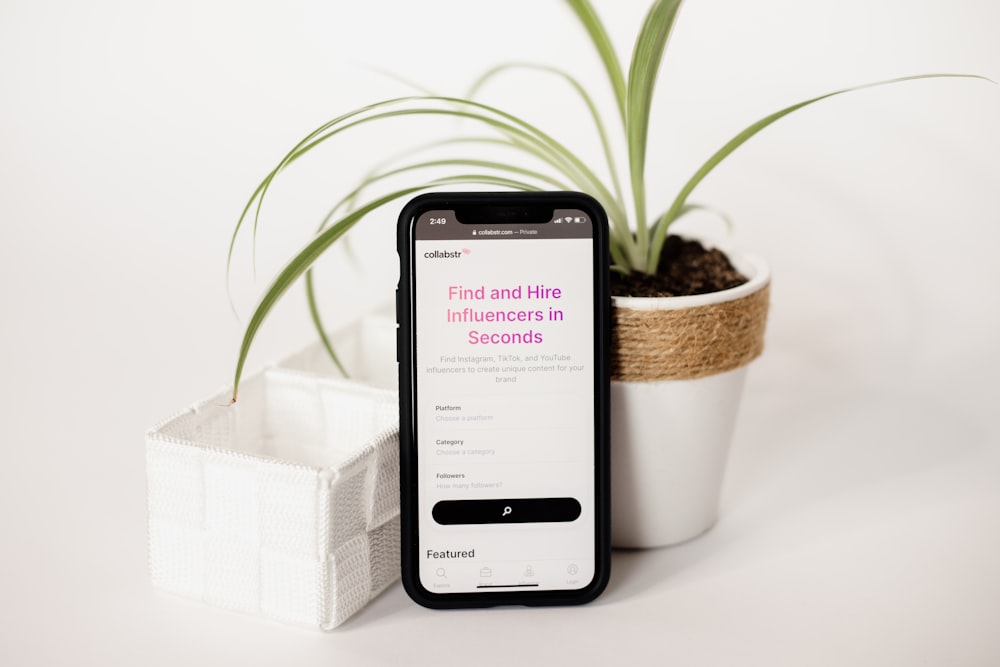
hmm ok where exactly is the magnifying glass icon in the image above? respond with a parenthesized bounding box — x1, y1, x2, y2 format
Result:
(502, 506, 512, 517)
(436, 568, 447, 578)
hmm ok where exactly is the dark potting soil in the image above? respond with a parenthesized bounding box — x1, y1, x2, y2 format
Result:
(610, 235, 748, 298)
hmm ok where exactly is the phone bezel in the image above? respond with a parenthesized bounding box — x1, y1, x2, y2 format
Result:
(396, 191, 611, 609)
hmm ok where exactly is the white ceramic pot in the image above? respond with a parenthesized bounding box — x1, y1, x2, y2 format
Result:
(611, 254, 770, 548)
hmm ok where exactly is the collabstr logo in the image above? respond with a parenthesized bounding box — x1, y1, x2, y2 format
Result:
(424, 248, 471, 259)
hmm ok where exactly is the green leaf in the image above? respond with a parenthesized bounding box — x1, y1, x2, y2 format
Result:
(669, 202, 735, 233)
(239, 173, 558, 399)
(564, 0, 627, 124)
(232, 187, 424, 401)
(228, 96, 630, 303)
(241, 96, 615, 226)
(302, 159, 558, 375)
(305, 269, 349, 377)
(465, 64, 638, 263)
(647, 73, 992, 273)
(469, 62, 626, 212)
(626, 0, 682, 268)
(226, 97, 416, 292)
(291, 101, 611, 207)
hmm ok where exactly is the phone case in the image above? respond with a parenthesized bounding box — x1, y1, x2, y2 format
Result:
(396, 191, 611, 608)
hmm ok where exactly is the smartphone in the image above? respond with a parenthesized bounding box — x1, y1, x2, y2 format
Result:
(396, 191, 610, 608)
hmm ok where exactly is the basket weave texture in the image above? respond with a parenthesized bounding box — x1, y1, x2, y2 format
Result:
(146, 366, 399, 630)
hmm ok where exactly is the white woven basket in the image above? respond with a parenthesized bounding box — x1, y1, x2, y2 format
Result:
(146, 312, 400, 630)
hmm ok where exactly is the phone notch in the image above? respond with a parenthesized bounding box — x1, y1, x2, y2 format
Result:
(454, 205, 553, 225)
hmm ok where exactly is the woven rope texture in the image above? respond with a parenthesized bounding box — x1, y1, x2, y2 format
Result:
(611, 283, 770, 382)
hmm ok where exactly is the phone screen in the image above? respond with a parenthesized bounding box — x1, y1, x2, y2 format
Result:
(404, 199, 605, 598)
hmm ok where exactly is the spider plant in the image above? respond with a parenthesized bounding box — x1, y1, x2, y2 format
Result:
(227, 0, 984, 400)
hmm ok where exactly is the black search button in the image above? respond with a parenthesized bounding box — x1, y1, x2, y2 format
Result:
(432, 498, 581, 525)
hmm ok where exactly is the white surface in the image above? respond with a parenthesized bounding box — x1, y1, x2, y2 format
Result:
(1, 0, 998, 665)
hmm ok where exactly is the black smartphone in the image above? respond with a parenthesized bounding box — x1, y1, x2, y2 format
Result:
(396, 191, 610, 608)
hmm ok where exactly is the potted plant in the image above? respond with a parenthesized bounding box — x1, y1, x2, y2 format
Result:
(226, 0, 981, 547)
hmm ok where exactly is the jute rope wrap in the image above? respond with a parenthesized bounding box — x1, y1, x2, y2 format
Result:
(611, 282, 770, 382)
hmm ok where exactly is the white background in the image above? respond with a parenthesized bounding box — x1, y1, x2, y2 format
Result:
(1, 0, 998, 664)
